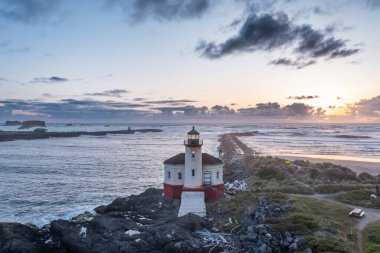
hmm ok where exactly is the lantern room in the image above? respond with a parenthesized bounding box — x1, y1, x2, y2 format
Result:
(185, 126, 202, 147)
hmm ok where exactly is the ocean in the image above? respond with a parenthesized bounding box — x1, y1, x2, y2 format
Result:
(0, 123, 379, 226)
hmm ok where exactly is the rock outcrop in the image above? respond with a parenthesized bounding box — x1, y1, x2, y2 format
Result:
(238, 198, 309, 253)
(4, 121, 22, 126)
(0, 189, 310, 253)
(18, 121, 46, 129)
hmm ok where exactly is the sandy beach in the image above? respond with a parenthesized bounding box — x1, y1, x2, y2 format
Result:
(278, 155, 380, 176)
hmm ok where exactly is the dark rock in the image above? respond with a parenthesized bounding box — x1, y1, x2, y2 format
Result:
(94, 188, 164, 215)
(174, 214, 203, 232)
(358, 172, 375, 181)
(289, 242, 298, 251)
(0, 222, 46, 253)
(18, 121, 46, 129)
(33, 128, 47, 133)
(5, 121, 22, 126)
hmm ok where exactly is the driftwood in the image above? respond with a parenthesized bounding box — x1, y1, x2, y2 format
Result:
(225, 180, 248, 195)
(195, 229, 239, 253)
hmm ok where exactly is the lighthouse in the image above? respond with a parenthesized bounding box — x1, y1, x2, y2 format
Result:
(183, 126, 203, 190)
(163, 127, 224, 217)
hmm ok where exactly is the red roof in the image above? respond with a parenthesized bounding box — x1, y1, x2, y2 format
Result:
(164, 153, 223, 165)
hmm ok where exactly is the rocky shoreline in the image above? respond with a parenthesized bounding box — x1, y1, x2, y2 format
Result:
(0, 128, 162, 142)
(0, 188, 308, 253)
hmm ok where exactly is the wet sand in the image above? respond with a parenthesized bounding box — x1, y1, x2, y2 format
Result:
(278, 155, 380, 176)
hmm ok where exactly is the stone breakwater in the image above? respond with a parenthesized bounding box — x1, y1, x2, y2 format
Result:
(0, 128, 162, 142)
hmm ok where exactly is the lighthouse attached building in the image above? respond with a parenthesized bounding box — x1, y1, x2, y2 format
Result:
(163, 127, 224, 201)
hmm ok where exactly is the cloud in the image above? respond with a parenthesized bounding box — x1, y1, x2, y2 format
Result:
(366, 0, 380, 8)
(268, 57, 316, 69)
(238, 102, 324, 118)
(155, 105, 208, 116)
(0, 40, 12, 47)
(211, 105, 235, 115)
(350, 95, 380, 117)
(1, 96, 378, 122)
(0, 98, 151, 120)
(0, 77, 8, 84)
(106, 0, 212, 23)
(9, 46, 30, 53)
(85, 89, 128, 98)
(11, 109, 48, 117)
(30, 76, 69, 84)
(197, 12, 360, 68)
(144, 99, 197, 106)
(133, 97, 146, 101)
(0, 0, 63, 24)
(288, 95, 320, 100)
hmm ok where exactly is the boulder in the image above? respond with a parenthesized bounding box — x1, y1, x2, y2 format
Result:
(0, 222, 46, 253)
(33, 128, 47, 133)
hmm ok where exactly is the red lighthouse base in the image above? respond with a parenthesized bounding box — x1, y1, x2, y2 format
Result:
(163, 183, 224, 200)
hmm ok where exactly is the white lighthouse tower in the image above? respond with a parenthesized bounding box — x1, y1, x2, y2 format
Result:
(183, 126, 203, 189)
(163, 126, 224, 217)
(178, 127, 206, 217)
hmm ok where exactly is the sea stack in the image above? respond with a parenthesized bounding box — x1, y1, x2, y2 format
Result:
(163, 126, 224, 217)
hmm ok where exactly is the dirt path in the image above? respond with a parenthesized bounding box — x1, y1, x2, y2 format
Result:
(292, 194, 380, 253)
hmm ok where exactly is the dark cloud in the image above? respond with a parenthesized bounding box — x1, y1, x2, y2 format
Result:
(144, 99, 197, 106)
(211, 105, 235, 115)
(0, 0, 62, 24)
(350, 95, 380, 117)
(197, 13, 294, 59)
(30, 76, 68, 84)
(155, 105, 208, 116)
(197, 12, 360, 67)
(0, 98, 150, 120)
(238, 102, 323, 118)
(288, 95, 320, 100)
(133, 97, 146, 101)
(366, 0, 380, 8)
(330, 49, 360, 59)
(9, 46, 30, 53)
(85, 89, 128, 98)
(269, 57, 316, 69)
(106, 0, 212, 22)
(0, 40, 12, 47)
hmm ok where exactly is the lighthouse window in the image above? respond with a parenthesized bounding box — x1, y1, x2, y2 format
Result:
(178, 173, 182, 180)
(192, 170, 195, 176)
(168, 171, 171, 179)
(217, 171, 220, 179)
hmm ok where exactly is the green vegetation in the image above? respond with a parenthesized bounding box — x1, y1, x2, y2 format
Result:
(243, 155, 378, 196)
(256, 167, 287, 181)
(268, 197, 358, 253)
(208, 191, 359, 253)
(335, 190, 380, 209)
(364, 222, 380, 253)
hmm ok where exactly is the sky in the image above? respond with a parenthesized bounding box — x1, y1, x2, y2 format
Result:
(0, 0, 380, 123)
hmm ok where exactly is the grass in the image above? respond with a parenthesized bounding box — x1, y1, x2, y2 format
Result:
(269, 196, 358, 253)
(364, 222, 380, 253)
(335, 190, 380, 209)
(208, 191, 359, 252)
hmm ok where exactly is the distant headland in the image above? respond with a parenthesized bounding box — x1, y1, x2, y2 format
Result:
(0, 121, 162, 142)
